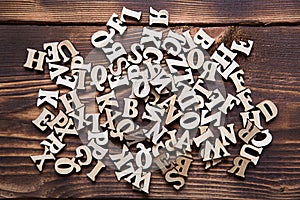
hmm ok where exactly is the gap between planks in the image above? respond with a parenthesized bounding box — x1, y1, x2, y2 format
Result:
(0, 21, 300, 27)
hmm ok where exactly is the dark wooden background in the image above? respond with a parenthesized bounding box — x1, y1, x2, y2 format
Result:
(0, 0, 300, 199)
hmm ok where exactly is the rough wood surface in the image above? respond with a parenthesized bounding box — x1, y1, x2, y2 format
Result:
(0, 0, 299, 25)
(0, 24, 300, 199)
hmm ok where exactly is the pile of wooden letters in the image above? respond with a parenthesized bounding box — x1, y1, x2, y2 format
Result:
(24, 7, 278, 194)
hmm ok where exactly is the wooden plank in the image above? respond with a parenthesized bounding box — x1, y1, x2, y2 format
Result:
(0, 25, 300, 198)
(0, 0, 299, 25)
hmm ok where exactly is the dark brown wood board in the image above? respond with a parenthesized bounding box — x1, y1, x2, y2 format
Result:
(0, 1, 300, 199)
(0, 0, 299, 25)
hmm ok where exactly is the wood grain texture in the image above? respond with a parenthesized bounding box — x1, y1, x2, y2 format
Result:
(0, 24, 300, 199)
(0, 0, 299, 25)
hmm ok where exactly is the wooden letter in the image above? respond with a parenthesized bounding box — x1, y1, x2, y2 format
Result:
(166, 54, 189, 73)
(103, 42, 127, 63)
(132, 76, 151, 98)
(115, 162, 135, 181)
(150, 69, 172, 93)
(193, 127, 213, 147)
(76, 70, 88, 89)
(123, 98, 138, 118)
(108, 57, 129, 76)
(85, 113, 101, 132)
(205, 89, 225, 111)
(251, 129, 272, 147)
(218, 93, 240, 114)
(37, 89, 59, 108)
(173, 68, 194, 85)
(240, 144, 263, 165)
(24, 48, 47, 71)
(165, 130, 177, 152)
(55, 157, 81, 175)
(48, 63, 69, 80)
(72, 63, 91, 90)
(40, 132, 66, 154)
(240, 110, 263, 129)
(175, 156, 193, 177)
(142, 104, 165, 122)
(161, 37, 182, 56)
(128, 43, 144, 64)
(218, 124, 237, 146)
(229, 69, 246, 93)
(201, 110, 221, 126)
(87, 131, 109, 160)
(143, 47, 163, 64)
(152, 141, 166, 157)
(110, 119, 135, 141)
(199, 61, 218, 81)
(108, 74, 129, 89)
(140, 27, 162, 48)
(75, 145, 92, 166)
(87, 161, 106, 182)
(58, 40, 79, 63)
(127, 65, 140, 80)
(203, 138, 230, 161)
(109, 145, 133, 170)
(211, 43, 237, 69)
(56, 75, 78, 90)
(30, 147, 55, 171)
(96, 90, 118, 113)
(120, 7, 142, 22)
(47, 110, 69, 129)
(32, 108, 55, 131)
(175, 130, 192, 152)
(88, 131, 109, 147)
(71, 56, 84, 74)
(90, 65, 107, 92)
(231, 40, 254, 56)
(126, 168, 151, 194)
(153, 153, 174, 175)
(144, 122, 167, 145)
(177, 82, 199, 111)
(217, 60, 240, 80)
(167, 30, 186, 46)
(187, 48, 205, 69)
(69, 107, 92, 130)
(43, 42, 60, 63)
(227, 156, 251, 178)
(106, 13, 127, 35)
(59, 89, 84, 114)
(91, 28, 115, 48)
(236, 88, 254, 111)
(165, 169, 185, 190)
(193, 28, 215, 50)
(135, 143, 152, 169)
(88, 139, 108, 160)
(36, 89, 59, 108)
(193, 79, 212, 98)
(165, 105, 183, 125)
(149, 7, 168, 26)
(256, 100, 278, 122)
(124, 129, 145, 147)
(180, 112, 200, 130)
(238, 120, 260, 144)
(182, 30, 197, 52)
(100, 108, 122, 130)
(54, 118, 78, 141)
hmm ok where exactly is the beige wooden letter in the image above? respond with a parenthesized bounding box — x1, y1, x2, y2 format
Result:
(24, 48, 47, 71)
